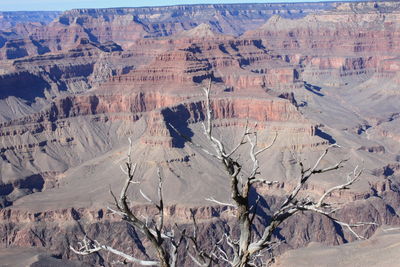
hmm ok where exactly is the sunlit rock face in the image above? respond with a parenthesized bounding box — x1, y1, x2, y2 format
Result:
(0, 1, 400, 266)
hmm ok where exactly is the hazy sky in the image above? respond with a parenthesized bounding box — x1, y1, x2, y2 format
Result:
(0, 0, 351, 11)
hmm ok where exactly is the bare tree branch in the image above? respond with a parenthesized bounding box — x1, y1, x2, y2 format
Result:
(298, 204, 378, 240)
(226, 120, 249, 158)
(70, 237, 159, 266)
(255, 132, 278, 156)
(185, 208, 220, 267)
(205, 197, 237, 208)
(72, 139, 186, 267)
(280, 144, 347, 210)
(316, 165, 363, 208)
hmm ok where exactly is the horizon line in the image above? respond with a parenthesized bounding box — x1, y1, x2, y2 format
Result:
(0, 0, 369, 12)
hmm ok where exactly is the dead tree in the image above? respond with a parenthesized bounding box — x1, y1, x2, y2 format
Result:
(171, 81, 377, 267)
(70, 139, 185, 267)
(72, 80, 376, 266)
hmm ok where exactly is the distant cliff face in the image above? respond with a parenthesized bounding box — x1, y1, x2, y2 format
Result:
(0, 1, 400, 266)
(56, 2, 334, 37)
(0, 3, 336, 59)
(0, 11, 61, 30)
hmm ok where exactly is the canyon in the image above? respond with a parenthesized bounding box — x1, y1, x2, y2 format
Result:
(0, 1, 400, 266)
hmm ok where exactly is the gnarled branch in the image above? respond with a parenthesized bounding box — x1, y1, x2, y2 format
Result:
(70, 237, 159, 266)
